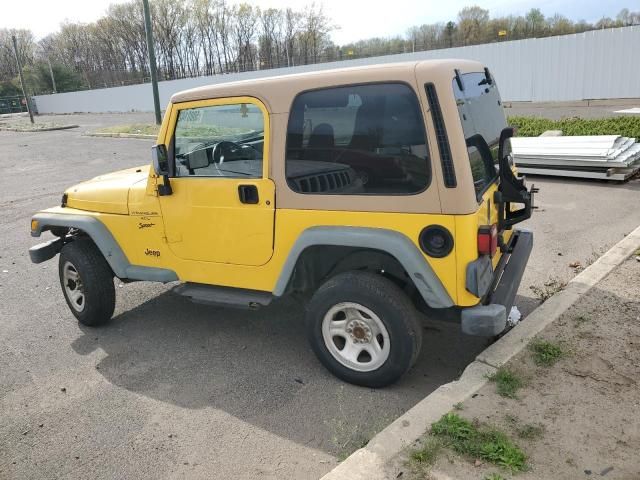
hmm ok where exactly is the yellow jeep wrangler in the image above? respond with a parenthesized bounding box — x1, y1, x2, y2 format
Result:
(30, 59, 535, 387)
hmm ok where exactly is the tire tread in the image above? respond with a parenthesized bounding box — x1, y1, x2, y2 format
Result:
(58, 238, 115, 326)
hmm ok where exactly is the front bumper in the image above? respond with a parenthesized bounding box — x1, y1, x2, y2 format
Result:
(461, 229, 533, 336)
(29, 237, 64, 264)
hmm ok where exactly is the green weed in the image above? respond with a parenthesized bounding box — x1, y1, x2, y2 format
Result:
(485, 474, 507, 480)
(431, 413, 527, 472)
(488, 368, 525, 399)
(529, 339, 566, 367)
(410, 438, 442, 466)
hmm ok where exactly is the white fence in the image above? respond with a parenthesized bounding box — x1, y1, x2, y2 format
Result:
(34, 26, 640, 114)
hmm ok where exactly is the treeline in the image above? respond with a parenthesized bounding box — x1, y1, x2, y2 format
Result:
(1, 2, 638, 97)
(352, 7, 640, 54)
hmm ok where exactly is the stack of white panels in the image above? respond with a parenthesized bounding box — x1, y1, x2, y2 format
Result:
(511, 135, 640, 181)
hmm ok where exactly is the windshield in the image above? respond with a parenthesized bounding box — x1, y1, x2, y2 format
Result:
(453, 71, 507, 198)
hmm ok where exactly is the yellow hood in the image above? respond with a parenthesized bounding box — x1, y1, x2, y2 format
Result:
(65, 165, 150, 214)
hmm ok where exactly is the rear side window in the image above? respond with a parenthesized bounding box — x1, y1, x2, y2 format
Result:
(453, 71, 507, 199)
(286, 83, 430, 195)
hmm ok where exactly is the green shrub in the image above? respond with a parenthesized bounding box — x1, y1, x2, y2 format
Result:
(488, 368, 525, 398)
(431, 413, 527, 472)
(508, 116, 640, 138)
(529, 339, 566, 367)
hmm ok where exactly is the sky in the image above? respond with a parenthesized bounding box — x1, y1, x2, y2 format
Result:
(1, 0, 634, 44)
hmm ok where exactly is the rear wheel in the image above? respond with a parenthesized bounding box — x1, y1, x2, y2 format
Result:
(58, 239, 115, 327)
(305, 271, 423, 387)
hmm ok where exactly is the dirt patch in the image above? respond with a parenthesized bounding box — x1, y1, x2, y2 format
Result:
(396, 257, 640, 479)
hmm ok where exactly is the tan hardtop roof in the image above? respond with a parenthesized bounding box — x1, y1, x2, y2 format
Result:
(170, 58, 484, 112)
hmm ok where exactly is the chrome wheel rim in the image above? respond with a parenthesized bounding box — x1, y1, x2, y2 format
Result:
(63, 261, 85, 312)
(321, 302, 390, 372)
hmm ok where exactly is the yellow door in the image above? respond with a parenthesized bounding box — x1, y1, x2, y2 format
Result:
(158, 97, 275, 266)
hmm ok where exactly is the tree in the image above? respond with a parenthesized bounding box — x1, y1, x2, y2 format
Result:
(299, 3, 333, 64)
(445, 21, 456, 48)
(548, 14, 574, 36)
(234, 3, 259, 71)
(616, 8, 640, 26)
(525, 8, 545, 36)
(457, 6, 489, 45)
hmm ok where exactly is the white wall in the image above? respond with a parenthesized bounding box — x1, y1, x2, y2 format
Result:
(33, 26, 640, 114)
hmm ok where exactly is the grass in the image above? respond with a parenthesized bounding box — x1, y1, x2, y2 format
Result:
(529, 276, 567, 302)
(96, 123, 159, 135)
(504, 414, 545, 441)
(430, 413, 527, 472)
(453, 402, 464, 411)
(410, 438, 442, 466)
(516, 423, 545, 440)
(508, 115, 640, 138)
(485, 474, 507, 480)
(529, 339, 566, 367)
(488, 367, 525, 399)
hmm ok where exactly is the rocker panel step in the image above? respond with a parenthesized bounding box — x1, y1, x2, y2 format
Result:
(172, 282, 273, 309)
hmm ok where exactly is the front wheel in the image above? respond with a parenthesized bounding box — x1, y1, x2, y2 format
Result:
(305, 271, 423, 388)
(58, 239, 115, 326)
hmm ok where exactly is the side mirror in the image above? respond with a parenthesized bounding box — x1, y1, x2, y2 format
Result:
(151, 144, 172, 196)
(152, 144, 169, 176)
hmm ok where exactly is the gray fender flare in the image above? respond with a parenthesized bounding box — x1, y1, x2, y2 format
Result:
(273, 226, 454, 309)
(31, 212, 178, 283)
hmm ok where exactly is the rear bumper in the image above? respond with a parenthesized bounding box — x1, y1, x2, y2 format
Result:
(460, 229, 533, 336)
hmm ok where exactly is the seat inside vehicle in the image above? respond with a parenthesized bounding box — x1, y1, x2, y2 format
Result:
(285, 82, 430, 194)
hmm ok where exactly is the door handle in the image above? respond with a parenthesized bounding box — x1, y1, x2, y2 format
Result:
(238, 185, 259, 204)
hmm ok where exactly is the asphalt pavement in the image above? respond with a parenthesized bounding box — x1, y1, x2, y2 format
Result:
(1, 111, 639, 479)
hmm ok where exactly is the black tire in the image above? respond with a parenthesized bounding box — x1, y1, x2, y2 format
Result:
(58, 238, 115, 327)
(305, 271, 423, 388)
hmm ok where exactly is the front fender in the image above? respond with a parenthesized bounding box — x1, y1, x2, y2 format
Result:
(30, 212, 178, 283)
(273, 226, 454, 309)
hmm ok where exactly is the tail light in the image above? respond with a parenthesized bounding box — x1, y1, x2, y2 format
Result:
(478, 224, 498, 257)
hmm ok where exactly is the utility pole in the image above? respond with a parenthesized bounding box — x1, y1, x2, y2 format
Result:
(12, 35, 34, 124)
(142, 0, 162, 125)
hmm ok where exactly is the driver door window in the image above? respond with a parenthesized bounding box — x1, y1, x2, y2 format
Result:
(174, 103, 264, 178)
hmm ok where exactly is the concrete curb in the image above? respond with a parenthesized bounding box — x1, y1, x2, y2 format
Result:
(85, 132, 156, 139)
(0, 124, 78, 132)
(320, 224, 640, 480)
